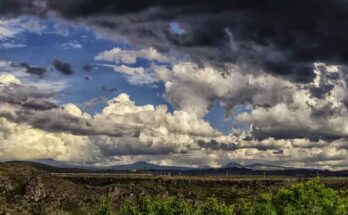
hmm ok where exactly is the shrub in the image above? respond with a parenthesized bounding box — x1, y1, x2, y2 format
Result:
(91, 198, 113, 215)
(253, 193, 276, 215)
(118, 196, 194, 215)
(113, 179, 348, 215)
(198, 197, 235, 215)
(253, 179, 348, 215)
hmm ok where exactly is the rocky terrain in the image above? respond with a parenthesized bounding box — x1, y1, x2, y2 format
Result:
(1, 162, 348, 214)
(0, 162, 107, 214)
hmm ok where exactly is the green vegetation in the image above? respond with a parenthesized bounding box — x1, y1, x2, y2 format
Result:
(270, 179, 348, 215)
(119, 196, 194, 215)
(91, 179, 348, 215)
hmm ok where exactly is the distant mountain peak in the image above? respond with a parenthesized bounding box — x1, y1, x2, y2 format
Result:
(222, 161, 243, 168)
(133, 161, 151, 165)
(198, 165, 212, 169)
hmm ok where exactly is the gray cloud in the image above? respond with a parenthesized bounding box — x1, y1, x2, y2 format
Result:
(52, 58, 74, 75)
(0, 83, 57, 110)
(82, 64, 93, 72)
(83, 96, 108, 109)
(0, 78, 136, 137)
(12, 62, 47, 76)
(1, 0, 348, 83)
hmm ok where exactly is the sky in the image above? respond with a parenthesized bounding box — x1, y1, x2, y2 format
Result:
(1, 0, 348, 170)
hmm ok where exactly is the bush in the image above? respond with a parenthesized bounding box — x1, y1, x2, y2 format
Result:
(90, 198, 113, 215)
(118, 195, 235, 215)
(253, 193, 276, 215)
(104, 179, 348, 215)
(253, 179, 348, 215)
(198, 197, 235, 215)
(118, 196, 194, 215)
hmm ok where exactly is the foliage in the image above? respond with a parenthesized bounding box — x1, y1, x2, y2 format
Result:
(118, 195, 234, 215)
(198, 197, 235, 215)
(250, 178, 348, 215)
(253, 193, 276, 215)
(233, 198, 254, 215)
(90, 198, 114, 215)
(91, 179, 348, 215)
(118, 195, 195, 215)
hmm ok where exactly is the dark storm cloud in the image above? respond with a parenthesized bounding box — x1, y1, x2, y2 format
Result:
(52, 58, 74, 75)
(250, 127, 348, 142)
(198, 139, 282, 151)
(0, 0, 23, 15)
(1, 0, 348, 83)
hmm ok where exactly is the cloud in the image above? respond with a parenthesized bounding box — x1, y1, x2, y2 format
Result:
(95, 47, 173, 65)
(83, 96, 108, 109)
(52, 58, 74, 75)
(13, 62, 47, 76)
(0, 60, 68, 93)
(2, 1, 348, 82)
(98, 63, 160, 85)
(0, 74, 58, 114)
(0, 18, 26, 39)
(1, 73, 348, 169)
(0, 74, 215, 159)
(0, 117, 101, 162)
(52, 23, 70, 37)
(2, 1, 348, 169)
(83, 64, 94, 72)
(155, 62, 293, 117)
(94, 47, 172, 85)
(114, 65, 159, 85)
(113, 65, 145, 75)
(0, 74, 21, 85)
(2, 0, 344, 84)
(61, 41, 82, 49)
(155, 61, 348, 142)
(101, 86, 117, 92)
(235, 63, 348, 141)
(0, 16, 46, 40)
(0, 42, 26, 49)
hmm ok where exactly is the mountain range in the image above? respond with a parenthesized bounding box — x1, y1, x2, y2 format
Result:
(27, 159, 309, 171)
(7, 159, 348, 177)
